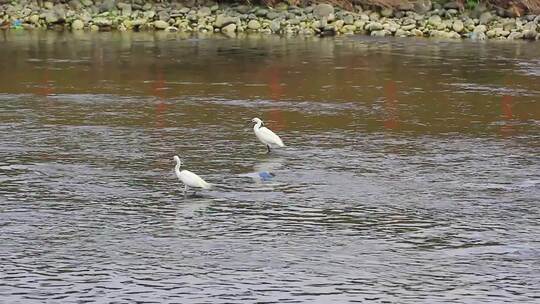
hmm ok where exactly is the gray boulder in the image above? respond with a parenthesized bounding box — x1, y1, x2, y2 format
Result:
(99, 0, 115, 13)
(314, 4, 334, 19)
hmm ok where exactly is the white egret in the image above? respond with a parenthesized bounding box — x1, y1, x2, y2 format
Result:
(173, 155, 211, 195)
(250, 118, 285, 153)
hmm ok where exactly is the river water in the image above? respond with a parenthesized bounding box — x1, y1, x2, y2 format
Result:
(1, 31, 539, 303)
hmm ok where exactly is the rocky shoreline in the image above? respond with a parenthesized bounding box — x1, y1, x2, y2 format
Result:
(1, 0, 540, 40)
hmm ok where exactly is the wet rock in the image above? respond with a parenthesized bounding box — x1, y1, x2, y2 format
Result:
(154, 20, 168, 29)
(366, 22, 383, 31)
(402, 23, 416, 31)
(470, 31, 486, 40)
(93, 17, 112, 26)
(222, 23, 236, 34)
(81, 0, 93, 7)
(522, 29, 537, 40)
(247, 19, 261, 30)
(371, 29, 390, 37)
(214, 14, 236, 28)
(430, 30, 447, 38)
(523, 22, 537, 32)
(507, 31, 523, 40)
(395, 28, 408, 37)
(452, 19, 464, 32)
(448, 31, 461, 39)
(412, 28, 424, 36)
(313, 4, 334, 19)
(71, 19, 84, 30)
(165, 26, 178, 32)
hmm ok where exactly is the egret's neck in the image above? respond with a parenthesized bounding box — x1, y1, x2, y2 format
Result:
(253, 121, 262, 131)
(175, 160, 181, 173)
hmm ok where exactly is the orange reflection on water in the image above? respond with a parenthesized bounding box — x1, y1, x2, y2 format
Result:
(37, 68, 54, 97)
(265, 65, 286, 131)
(151, 67, 168, 128)
(383, 80, 399, 130)
(499, 94, 514, 136)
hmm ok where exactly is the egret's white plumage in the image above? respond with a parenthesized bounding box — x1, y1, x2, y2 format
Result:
(174, 155, 211, 194)
(251, 118, 285, 152)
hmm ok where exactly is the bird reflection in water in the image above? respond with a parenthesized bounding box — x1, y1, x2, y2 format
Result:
(240, 157, 284, 184)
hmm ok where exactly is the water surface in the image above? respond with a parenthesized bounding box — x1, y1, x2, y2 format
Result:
(1, 31, 539, 303)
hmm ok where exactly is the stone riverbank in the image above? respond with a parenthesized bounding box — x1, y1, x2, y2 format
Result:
(1, 0, 540, 40)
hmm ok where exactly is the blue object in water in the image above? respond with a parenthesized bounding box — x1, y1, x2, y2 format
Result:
(258, 171, 275, 181)
(12, 19, 22, 29)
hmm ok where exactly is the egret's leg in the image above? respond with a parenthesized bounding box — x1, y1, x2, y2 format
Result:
(183, 185, 188, 197)
(266, 145, 271, 153)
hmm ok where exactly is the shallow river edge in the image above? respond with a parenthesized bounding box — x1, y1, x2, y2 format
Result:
(2, 1, 540, 41)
